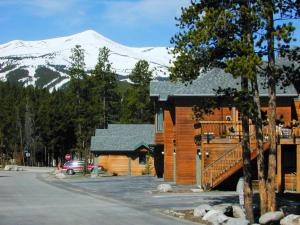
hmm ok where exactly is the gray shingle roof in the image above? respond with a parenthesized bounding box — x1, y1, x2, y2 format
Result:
(150, 68, 298, 101)
(91, 124, 155, 152)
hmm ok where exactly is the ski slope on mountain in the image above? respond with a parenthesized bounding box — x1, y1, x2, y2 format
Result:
(0, 30, 171, 90)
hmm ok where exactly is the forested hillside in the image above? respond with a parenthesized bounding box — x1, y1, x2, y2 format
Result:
(0, 46, 154, 166)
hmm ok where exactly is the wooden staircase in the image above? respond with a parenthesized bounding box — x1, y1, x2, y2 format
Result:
(202, 136, 270, 189)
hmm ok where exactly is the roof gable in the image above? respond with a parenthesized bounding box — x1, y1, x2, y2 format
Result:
(91, 124, 155, 152)
(150, 68, 298, 101)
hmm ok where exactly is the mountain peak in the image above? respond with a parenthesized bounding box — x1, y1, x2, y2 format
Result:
(0, 31, 171, 91)
(71, 30, 113, 43)
(75, 29, 103, 38)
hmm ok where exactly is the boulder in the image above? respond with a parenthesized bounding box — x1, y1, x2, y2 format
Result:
(16, 167, 23, 171)
(193, 204, 212, 217)
(213, 203, 233, 217)
(90, 172, 98, 178)
(174, 211, 185, 218)
(232, 205, 246, 219)
(157, 184, 172, 193)
(259, 211, 285, 225)
(191, 188, 204, 193)
(55, 172, 66, 179)
(203, 209, 228, 225)
(4, 165, 12, 171)
(224, 217, 249, 225)
(280, 214, 300, 225)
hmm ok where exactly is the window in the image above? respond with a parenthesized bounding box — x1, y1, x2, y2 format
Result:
(156, 107, 164, 132)
(139, 152, 147, 165)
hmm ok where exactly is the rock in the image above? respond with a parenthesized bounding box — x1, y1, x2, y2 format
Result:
(4, 165, 12, 171)
(203, 209, 228, 225)
(16, 167, 23, 171)
(55, 172, 66, 179)
(213, 203, 233, 217)
(259, 211, 285, 224)
(157, 184, 172, 193)
(162, 209, 171, 215)
(174, 212, 185, 218)
(11, 165, 20, 171)
(224, 217, 249, 225)
(232, 205, 246, 219)
(280, 214, 300, 225)
(193, 204, 212, 217)
(191, 188, 204, 193)
(90, 172, 97, 178)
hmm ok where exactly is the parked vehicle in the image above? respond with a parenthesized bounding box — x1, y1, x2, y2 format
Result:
(62, 160, 103, 175)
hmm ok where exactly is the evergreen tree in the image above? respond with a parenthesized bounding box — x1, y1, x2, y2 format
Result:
(170, 0, 299, 218)
(256, 0, 299, 211)
(91, 47, 120, 128)
(124, 60, 153, 123)
(68, 45, 87, 157)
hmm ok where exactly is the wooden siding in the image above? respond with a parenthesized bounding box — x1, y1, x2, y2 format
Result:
(163, 107, 175, 181)
(175, 107, 196, 184)
(157, 96, 297, 189)
(295, 99, 300, 120)
(155, 132, 164, 145)
(284, 174, 297, 191)
(261, 106, 292, 125)
(203, 140, 241, 167)
(98, 153, 155, 176)
(297, 144, 300, 192)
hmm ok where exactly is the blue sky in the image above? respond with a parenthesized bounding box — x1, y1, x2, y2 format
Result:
(0, 0, 299, 47)
(0, 0, 190, 47)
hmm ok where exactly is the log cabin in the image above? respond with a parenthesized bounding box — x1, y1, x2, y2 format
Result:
(90, 124, 163, 176)
(150, 68, 300, 192)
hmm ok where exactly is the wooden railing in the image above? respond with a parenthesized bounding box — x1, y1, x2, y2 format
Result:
(198, 120, 300, 189)
(201, 131, 258, 189)
(202, 142, 243, 189)
(278, 126, 300, 138)
(199, 121, 243, 139)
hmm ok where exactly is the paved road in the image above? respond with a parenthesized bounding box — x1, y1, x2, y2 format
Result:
(58, 175, 239, 210)
(0, 171, 196, 225)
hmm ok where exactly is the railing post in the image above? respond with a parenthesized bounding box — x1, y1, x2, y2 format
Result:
(210, 170, 213, 187)
(196, 150, 201, 187)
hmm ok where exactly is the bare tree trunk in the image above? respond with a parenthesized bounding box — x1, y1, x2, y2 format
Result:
(252, 78, 268, 214)
(241, 76, 254, 223)
(266, 2, 277, 212)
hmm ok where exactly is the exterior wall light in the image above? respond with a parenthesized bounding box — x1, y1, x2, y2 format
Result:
(197, 148, 201, 156)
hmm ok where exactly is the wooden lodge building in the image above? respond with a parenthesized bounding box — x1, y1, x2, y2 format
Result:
(90, 124, 163, 176)
(150, 68, 300, 192)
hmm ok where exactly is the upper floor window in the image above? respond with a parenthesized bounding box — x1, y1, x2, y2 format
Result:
(156, 107, 164, 132)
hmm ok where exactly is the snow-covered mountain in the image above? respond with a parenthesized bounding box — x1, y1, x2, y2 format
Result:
(0, 30, 171, 90)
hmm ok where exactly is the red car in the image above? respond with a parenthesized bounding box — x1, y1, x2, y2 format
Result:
(62, 161, 102, 175)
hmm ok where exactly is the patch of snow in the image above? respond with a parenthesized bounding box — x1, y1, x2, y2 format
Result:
(0, 30, 171, 88)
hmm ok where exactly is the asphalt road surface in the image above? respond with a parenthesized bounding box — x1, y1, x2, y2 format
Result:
(0, 171, 197, 225)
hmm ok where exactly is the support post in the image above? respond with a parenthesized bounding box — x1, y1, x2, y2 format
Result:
(94, 155, 99, 175)
(173, 152, 176, 183)
(128, 156, 131, 176)
(196, 151, 201, 187)
(297, 144, 300, 192)
(173, 139, 176, 183)
(277, 144, 282, 192)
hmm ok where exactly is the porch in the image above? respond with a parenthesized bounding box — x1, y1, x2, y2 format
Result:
(194, 121, 300, 192)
